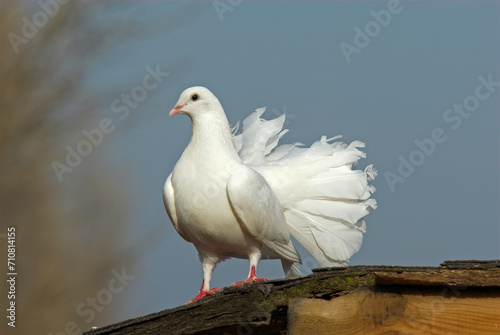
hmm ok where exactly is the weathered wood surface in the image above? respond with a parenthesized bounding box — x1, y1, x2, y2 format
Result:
(289, 286, 500, 335)
(375, 268, 500, 287)
(83, 260, 500, 335)
(84, 268, 376, 335)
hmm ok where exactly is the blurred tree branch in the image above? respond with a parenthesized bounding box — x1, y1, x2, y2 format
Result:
(0, 1, 159, 334)
(1, 0, 202, 331)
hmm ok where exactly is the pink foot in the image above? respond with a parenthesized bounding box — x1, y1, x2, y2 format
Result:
(230, 277, 269, 286)
(230, 265, 269, 286)
(187, 287, 220, 304)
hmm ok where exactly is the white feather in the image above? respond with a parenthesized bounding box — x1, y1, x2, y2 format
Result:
(281, 259, 301, 278)
(233, 108, 377, 267)
(165, 88, 376, 299)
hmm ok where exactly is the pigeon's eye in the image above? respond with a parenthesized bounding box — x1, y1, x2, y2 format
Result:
(191, 94, 199, 101)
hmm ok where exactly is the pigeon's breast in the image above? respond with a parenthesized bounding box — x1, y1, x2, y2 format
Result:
(171, 157, 258, 254)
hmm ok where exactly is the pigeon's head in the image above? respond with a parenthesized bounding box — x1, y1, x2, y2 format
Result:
(169, 86, 222, 118)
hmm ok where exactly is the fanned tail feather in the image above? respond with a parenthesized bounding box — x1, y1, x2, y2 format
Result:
(233, 108, 377, 269)
(281, 259, 301, 278)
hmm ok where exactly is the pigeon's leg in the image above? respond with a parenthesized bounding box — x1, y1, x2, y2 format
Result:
(188, 256, 220, 303)
(231, 251, 269, 286)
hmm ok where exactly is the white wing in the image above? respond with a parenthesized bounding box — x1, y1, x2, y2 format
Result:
(163, 173, 191, 242)
(226, 165, 301, 264)
(233, 108, 377, 267)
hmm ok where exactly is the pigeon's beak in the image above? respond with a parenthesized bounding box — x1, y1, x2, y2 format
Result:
(169, 103, 185, 117)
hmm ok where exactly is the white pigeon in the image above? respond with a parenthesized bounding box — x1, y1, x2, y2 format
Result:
(164, 86, 377, 302)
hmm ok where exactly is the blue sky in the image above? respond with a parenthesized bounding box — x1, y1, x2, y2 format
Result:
(76, 0, 499, 324)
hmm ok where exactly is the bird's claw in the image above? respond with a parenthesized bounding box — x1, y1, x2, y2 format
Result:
(186, 287, 220, 304)
(230, 277, 269, 287)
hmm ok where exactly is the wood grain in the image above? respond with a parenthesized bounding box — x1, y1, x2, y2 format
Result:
(84, 261, 500, 335)
(375, 268, 500, 287)
(288, 286, 500, 335)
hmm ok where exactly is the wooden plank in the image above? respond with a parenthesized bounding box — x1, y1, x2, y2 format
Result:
(288, 286, 500, 335)
(375, 268, 500, 287)
(441, 260, 500, 269)
(85, 261, 500, 335)
(85, 270, 377, 335)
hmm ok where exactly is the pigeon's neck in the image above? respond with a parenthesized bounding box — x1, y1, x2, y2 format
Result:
(188, 111, 239, 159)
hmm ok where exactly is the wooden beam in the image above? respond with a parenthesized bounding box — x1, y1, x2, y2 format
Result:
(375, 268, 500, 287)
(288, 286, 500, 335)
(85, 261, 500, 335)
